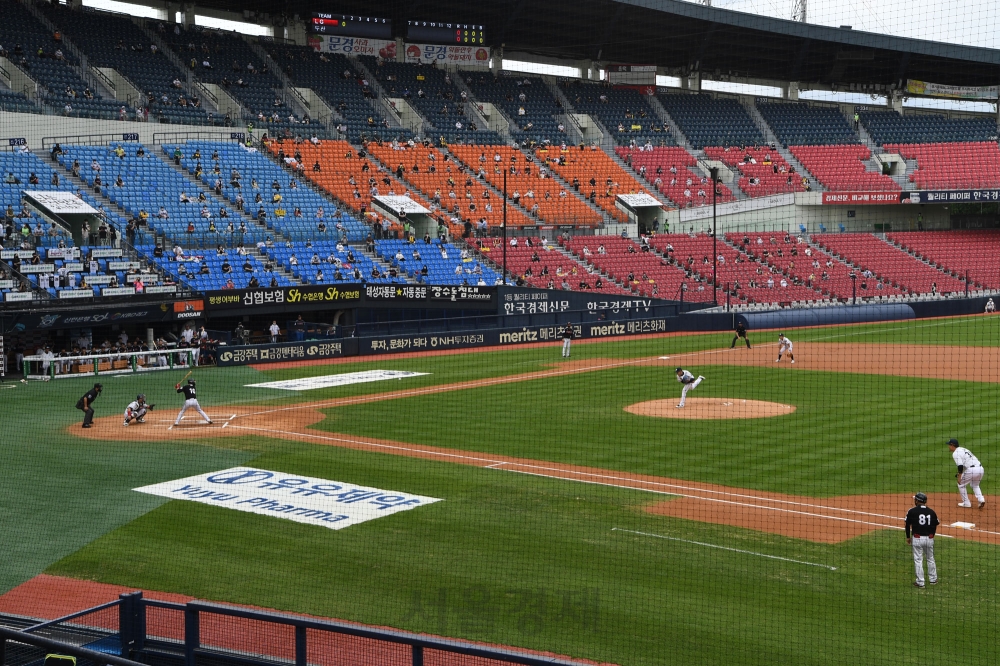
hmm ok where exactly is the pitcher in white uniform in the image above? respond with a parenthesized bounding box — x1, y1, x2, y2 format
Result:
(948, 438, 985, 508)
(675, 368, 704, 408)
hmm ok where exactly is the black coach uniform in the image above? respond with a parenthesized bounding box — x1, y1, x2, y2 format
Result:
(904, 494, 939, 587)
(76, 383, 102, 428)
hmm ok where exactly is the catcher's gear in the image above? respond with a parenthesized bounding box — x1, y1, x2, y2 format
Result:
(137, 393, 146, 402)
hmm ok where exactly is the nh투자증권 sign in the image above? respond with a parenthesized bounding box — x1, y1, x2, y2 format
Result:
(134, 467, 442, 530)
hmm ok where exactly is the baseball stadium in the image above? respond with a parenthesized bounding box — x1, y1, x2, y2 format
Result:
(1, 0, 999, 663)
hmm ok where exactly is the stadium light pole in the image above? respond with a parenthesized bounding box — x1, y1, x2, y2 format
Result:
(503, 168, 508, 282)
(711, 167, 718, 307)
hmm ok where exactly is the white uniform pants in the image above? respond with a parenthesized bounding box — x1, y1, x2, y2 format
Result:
(958, 467, 985, 504)
(912, 536, 937, 586)
(175, 398, 211, 424)
(562, 338, 572, 357)
(679, 376, 703, 406)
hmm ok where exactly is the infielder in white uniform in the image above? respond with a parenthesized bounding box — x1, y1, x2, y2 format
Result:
(675, 368, 704, 408)
(948, 438, 985, 508)
(174, 378, 213, 426)
(123, 393, 154, 426)
(776, 333, 795, 363)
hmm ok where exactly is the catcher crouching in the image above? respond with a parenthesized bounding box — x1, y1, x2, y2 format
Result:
(123, 394, 155, 426)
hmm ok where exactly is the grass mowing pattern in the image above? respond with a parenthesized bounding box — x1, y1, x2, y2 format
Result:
(1, 315, 998, 664)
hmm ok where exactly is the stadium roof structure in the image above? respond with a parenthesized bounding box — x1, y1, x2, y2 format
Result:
(197, 0, 1000, 89)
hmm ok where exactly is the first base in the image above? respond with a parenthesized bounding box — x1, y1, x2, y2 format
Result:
(950, 521, 976, 530)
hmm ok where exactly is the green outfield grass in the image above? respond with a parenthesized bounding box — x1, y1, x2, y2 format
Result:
(2, 315, 999, 665)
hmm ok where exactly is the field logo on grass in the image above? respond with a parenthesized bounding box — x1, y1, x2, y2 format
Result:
(246, 370, 429, 391)
(134, 467, 441, 530)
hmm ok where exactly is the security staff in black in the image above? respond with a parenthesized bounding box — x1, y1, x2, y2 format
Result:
(904, 492, 939, 588)
(76, 382, 102, 428)
(731, 321, 751, 349)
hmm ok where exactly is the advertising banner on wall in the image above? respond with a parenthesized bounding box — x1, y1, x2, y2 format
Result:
(821, 192, 902, 205)
(902, 189, 1000, 204)
(404, 43, 490, 67)
(906, 79, 999, 100)
(310, 35, 396, 58)
(216, 340, 346, 366)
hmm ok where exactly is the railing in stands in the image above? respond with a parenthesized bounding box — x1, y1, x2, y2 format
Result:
(0, 625, 145, 666)
(151, 131, 246, 146)
(90, 67, 117, 97)
(40, 134, 142, 150)
(1, 592, 595, 666)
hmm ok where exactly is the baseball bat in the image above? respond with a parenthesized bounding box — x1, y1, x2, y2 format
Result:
(180, 370, 192, 383)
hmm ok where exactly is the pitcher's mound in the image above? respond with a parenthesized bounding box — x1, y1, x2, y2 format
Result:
(625, 398, 796, 420)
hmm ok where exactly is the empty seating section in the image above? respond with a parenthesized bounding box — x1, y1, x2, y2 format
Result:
(563, 236, 696, 299)
(728, 232, 903, 301)
(0, 151, 155, 299)
(564, 82, 673, 146)
(263, 44, 400, 142)
(814, 233, 966, 294)
(757, 101, 858, 145)
(283, 140, 410, 231)
(41, 5, 210, 126)
(790, 145, 899, 191)
(359, 57, 501, 144)
(448, 146, 602, 226)
(161, 26, 320, 137)
(0, 0, 122, 119)
(617, 147, 736, 207)
(882, 142, 1000, 190)
(262, 241, 402, 285)
(54, 142, 267, 264)
(540, 147, 646, 222)
(366, 142, 533, 232)
(650, 234, 822, 305)
(860, 110, 997, 145)
(140, 245, 289, 290)
(375, 239, 501, 285)
(0, 88, 35, 113)
(887, 231, 1000, 290)
(703, 147, 805, 197)
(466, 74, 565, 145)
(170, 140, 367, 242)
(658, 94, 764, 149)
(469, 237, 621, 293)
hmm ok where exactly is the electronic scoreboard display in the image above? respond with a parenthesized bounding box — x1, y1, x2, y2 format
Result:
(406, 20, 486, 45)
(309, 14, 392, 39)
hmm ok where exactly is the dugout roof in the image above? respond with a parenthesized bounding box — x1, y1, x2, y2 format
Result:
(195, 0, 1000, 88)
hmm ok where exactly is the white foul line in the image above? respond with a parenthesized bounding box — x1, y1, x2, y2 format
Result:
(612, 528, 838, 570)
(228, 426, 941, 536)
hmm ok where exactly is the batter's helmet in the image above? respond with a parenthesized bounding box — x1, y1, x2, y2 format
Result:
(188, 379, 196, 386)
(914, 492, 928, 504)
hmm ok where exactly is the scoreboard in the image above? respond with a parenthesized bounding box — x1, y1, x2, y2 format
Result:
(406, 20, 486, 45)
(309, 14, 392, 39)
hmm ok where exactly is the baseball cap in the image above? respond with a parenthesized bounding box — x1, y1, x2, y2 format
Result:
(675, 367, 682, 372)
(947, 438, 959, 447)
(914, 492, 927, 503)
